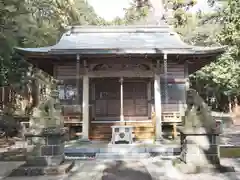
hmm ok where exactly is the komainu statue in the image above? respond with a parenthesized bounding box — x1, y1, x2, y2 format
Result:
(173, 89, 225, 174)
(28, 70, 64, 134)
(7, 68, 72, 175)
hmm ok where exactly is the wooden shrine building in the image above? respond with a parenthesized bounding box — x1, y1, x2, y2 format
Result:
(15, 23, 225, 141)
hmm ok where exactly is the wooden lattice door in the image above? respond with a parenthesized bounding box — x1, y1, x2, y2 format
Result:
(123, 81, 148, 117)
(94, 78, 120, 119)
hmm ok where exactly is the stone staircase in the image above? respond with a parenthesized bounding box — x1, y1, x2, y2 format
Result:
(95, 145, 150, 160)
(95, 152, 150, 160)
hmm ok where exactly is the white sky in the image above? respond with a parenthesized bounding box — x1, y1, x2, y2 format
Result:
(88, 0, 215, 21)
(88, 0, 132, 21)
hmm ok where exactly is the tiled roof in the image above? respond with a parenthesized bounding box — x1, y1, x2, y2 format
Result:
(15, 25, 226, 55)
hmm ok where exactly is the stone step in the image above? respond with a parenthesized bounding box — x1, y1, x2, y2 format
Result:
(0, 162, 25, 179)
(95, 152, 150, 160)
(0, 148, 26, 161)
(64, 145, 181, 155)
(8, 160, 75, 176)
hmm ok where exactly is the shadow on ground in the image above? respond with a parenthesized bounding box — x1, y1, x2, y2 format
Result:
(102, 160, 152, 180)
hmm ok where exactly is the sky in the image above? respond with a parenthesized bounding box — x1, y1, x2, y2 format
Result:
(87, 0, 215, 21)
(88, 0, 132, 21)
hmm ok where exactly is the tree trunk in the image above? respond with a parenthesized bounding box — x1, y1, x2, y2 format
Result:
(228, 96, 232, 113)
(234, 96, 238, 108)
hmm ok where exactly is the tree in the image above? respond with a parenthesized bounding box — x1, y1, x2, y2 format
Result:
(0, 0, 105, 86)
(190, 0, 240, 111)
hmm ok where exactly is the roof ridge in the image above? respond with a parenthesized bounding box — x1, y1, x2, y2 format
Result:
(68, 25, 173, 34)
(69, 25, 170, 29)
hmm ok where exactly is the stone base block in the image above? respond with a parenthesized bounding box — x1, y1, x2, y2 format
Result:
(0, 148, 26, 161)
(7, 160, 74, 177)
(26, 154, 64, 166)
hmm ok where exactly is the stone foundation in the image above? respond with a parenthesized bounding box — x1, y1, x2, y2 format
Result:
(179, 132, 220, 165)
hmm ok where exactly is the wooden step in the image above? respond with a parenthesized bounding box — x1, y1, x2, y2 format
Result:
(89, 135, 111, 140)
(91, 123, 153, 127)
(90, 132, 154, 140)
(91, 126, 154, 130)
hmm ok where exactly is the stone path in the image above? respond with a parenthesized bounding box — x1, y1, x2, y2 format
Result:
(221, 126, 240, 146)
(66, 160, 104, 180)
(0, 162, 24, 180)
(102, 160, 152, 180)
(2, 158, 240, 180)
(65, 160, 152, 180)
(66, 158, 240, 180)
(142, 157, 240, 180)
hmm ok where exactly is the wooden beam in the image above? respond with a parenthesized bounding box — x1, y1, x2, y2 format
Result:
(120, 77, 124, 122)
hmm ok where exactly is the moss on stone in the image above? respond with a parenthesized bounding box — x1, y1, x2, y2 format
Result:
(220, 146, 240, 158)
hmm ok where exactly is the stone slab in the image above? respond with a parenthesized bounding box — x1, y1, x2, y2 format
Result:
(7, 160, 74, 177)
(3, 176, 65, 180)
(96, 153, 150, 160)
(99, 146, 146, 153)
(64, 146, 181, 154)
(0, 161, 25, 179)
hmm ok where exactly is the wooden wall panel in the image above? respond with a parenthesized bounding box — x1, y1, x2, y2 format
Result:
(151, 63, 186, 113)
(54, 64, 83, 123)
(135, 99, 148, 115)
(123, 81, 148, 117)
(161, 63, 185, 79)
(55, 64, 77, 79)
(94, 78, 149, 118)
(94, 78, 120, 118)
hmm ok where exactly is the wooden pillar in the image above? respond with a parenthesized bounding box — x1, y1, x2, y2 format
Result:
(76, 55, 80, 108)
(172, 123, 177, 139)
(82, 74, 89, 140)
(91, 83, 95, 120)
(75, 55, 82, 140)
(163, 53, 168, 104)
(120, 77, 124, 122)
(79, 58, 89, 140)
(147, 81, 152, 119)
(154, 61, 162, 141)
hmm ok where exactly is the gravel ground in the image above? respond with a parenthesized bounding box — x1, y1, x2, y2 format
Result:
(0, 162, 24, 180)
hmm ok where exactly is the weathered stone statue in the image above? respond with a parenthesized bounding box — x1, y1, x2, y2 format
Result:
(9, 69, 73, 177)
(29, 79, 64, 134)
(174, 89, 222, 174)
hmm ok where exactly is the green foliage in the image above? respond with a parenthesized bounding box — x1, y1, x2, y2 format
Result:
(0, 0, 106, 86)
(192, 0, 240, 100)
(118, 0, 240, 111)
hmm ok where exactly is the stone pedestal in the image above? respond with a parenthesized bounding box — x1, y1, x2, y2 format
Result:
(8, 127, 74, 176)
(25, 127, 66, 166)
(175, 128, 236, 173)
(6, 72, 75, 177)
(179, 130, 220, 165)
